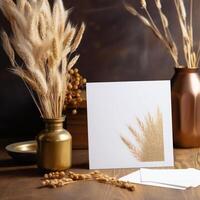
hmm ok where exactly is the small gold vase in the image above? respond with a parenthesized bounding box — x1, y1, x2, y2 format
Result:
(171, 68, 200, 148)
(36, 116, 72, 171)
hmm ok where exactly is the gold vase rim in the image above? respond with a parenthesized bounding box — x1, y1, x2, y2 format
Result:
(42, 116, 66, 123)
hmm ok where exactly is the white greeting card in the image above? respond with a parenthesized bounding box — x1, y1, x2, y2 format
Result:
(86, 81, 174, 169)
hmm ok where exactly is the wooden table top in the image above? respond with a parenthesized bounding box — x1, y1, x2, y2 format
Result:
(1, 147, 200, 200)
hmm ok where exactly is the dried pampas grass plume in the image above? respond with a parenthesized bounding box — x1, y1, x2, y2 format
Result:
(0, 0, 85, 118)
(125, 0, 200, 69)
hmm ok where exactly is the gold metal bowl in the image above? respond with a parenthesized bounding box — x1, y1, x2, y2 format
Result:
(5, 140, 37, 163)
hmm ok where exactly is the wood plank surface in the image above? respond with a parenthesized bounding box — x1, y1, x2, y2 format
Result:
(1, 148, 200, 200)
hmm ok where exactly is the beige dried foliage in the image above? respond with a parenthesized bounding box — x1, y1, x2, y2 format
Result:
(140, 0, 147, 9)
(1, 31, 15, 67)
(11, 67, 44, 96)
(155, 0, 162, 9)
(68, 55, 80, 70)
(71, 23, 86, 53)
(125, 0, 199, 68)
(121, 107, 164, 162)
(0, 0, 85, 118)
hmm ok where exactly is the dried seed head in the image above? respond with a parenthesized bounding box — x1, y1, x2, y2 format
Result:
(82, 78, 87, 84)
(155, 0, 162, 9)
(139, 16, 151, 27)
(124, 4, 137, 16)
(161, 13, 168, 28)
(179, 0, 186, 20)
(140, 0, 147, 9)
(42, 181, 47, 186)
(1, 31, 15, 67)
(48, 53, 55, 68)
(44, 174, 49, 179)
(24, 1, 32, 17)
(63, 27, 76, 48)
(60, 171, 66, 177)
(38, 14, 47, 40)
(71, 23, 85, 53)
(67, 55, 80, 70)
(52, 37, 59, 59)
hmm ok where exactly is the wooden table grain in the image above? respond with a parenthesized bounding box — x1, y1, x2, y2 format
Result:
(0, 148, 200, 200)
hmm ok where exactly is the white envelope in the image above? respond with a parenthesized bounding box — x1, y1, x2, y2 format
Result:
(120, 170, 187, 190)
(140, 168, 200, 188)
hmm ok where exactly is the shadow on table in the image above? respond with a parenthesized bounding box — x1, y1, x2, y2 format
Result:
(0, 158, 36, 167)
(0, 157, 90, 169)
(0, 166, 39, 178)
(72, 162, 89, 169)
(0, 149, 90, 178)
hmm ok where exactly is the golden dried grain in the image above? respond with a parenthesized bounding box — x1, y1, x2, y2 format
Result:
(68, 55, 80, 70)
(124, 3, 137, 16)
(155, 0, 162, 9)
(38, 14, 47, 40)
(161, 13, 168, 28)
(139, 15, 151, 27)
(42, 171, 135, 191)
(52, 37, 59, 59)
(71, 23, 85, 53)
(16, 0, 26, 13)
(63, 28, 76, 48)
(140, 0, 147, 9)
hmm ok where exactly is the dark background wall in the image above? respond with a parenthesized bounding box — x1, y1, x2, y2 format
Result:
(0, 0, 200, 140)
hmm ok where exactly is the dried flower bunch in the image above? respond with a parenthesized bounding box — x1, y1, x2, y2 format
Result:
(125, 0, 200, 68)
(121, 107, 164, 162)
(65, 68, 87, 115)
(42, 170, 135, 191)
(0, 0, 85, 118)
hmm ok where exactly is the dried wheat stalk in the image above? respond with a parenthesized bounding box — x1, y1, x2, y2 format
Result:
(125, 0, 199, 68)
(0, 0, 85, 118)
(121, 107, 164, 162)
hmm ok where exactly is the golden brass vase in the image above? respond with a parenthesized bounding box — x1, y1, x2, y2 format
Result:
(36, 117, 72, 171)
(171, 68, 200, 148)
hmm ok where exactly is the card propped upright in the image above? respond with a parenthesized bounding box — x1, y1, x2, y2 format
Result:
(86, 81, 174, 169)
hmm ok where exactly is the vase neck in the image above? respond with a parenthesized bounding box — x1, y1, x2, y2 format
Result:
(43, 117, 65, 131)
(45, 122, 63, 131)
(175, 68, 199, 73)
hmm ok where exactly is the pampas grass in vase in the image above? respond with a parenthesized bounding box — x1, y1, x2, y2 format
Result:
(125, 0, 199, 69)
(0, 0, 85, 170)
(125, 0, 200, 148)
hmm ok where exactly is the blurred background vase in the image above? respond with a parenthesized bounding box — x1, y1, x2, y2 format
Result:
(36, 116, 72, 171)
(171, 68, 200, 148)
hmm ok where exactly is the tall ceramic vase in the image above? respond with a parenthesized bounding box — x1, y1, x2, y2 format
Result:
(171, 68, 200, 148)
(36, 116, 72, 171)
